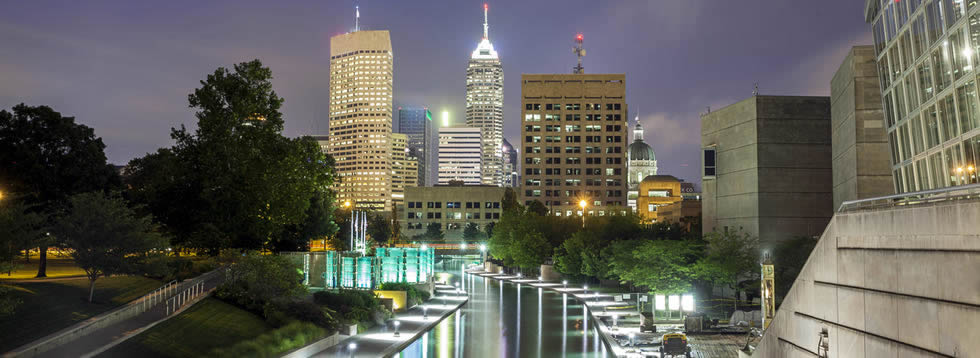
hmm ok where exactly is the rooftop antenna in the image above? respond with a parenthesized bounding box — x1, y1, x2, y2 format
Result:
(753, 82, 759, 96)
(573, 33, 586, 74)
(483, 3, 489, 40)
(354, 4, 360, 32)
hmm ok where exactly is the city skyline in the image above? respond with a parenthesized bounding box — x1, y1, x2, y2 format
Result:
(0, 0, 871, 186)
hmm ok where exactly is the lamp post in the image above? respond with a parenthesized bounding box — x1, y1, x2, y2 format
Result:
(393, 320, 401, 337)
(563, 280, 568, 289)
(584, 285, 589, 302)
(479, 244, 487, 264)
(423, 305, 428, 319)
(347, 342, 357, 358)
(578, 200, 587, 227)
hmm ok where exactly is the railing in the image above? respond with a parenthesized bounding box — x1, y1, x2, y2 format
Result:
(139, 280, 177, 313)
(165, 281, 206, 315)
(837, 182, 980, 213)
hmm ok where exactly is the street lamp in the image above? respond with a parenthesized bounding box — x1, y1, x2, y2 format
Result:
(393, 320, 401, 337)
(348, 342, 357, 357)
(578, 200, 587, 227)
(584, 285, 589, 300)
(563, 280, 568, 289)
(423, 305, 428, 319)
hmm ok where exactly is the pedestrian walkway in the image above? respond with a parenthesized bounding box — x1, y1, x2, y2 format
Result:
(311, 282, 469, 358)
(15, 270, 226, 358)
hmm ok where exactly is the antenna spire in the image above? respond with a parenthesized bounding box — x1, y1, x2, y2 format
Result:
(483, 3, 489, 40)
(354, 5, 360, 32)
(573, 34, 586, 74)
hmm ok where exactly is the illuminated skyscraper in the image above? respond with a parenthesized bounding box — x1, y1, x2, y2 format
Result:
(396, 107, 435, 186)
(466, 3, 505, 186)
(391, 133, 418, 207)
(438, 126, 483, 185)
(328, 30, 394, 211)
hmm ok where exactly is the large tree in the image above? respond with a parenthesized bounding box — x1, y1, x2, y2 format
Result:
(366, 212, 392, 246)
(0, 199, 45, 275)
(126, 60, 336, 253)
(697, 229, 760, 310)
(0, 104, 120, 277)
(52, 192, 165, 302)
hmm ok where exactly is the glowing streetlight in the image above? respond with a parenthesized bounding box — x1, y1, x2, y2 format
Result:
(343, 200, 352, 208)
(562, 280, 568, 289)
(537, 276, 543, 282)
(421, 244, 429, 251)
(348, 342, 357, 356)
(393, 320, 401, 337)
(578, 200, 588, 227)
(423, 305, 428, 319)
(0, 190, 4, 201)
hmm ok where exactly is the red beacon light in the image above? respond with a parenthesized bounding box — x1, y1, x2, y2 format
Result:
(484, 3, 488, 10)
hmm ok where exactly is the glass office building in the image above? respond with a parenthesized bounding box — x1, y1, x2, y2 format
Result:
(866, 0, 980, 192)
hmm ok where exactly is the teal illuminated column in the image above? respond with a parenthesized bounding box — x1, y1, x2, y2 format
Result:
(356, 257, 373, 289)
(341, 256, 355, 288)
(390, 248, 404, 282)
(325, 251, 337, 288)
(405, 248, 419, 283)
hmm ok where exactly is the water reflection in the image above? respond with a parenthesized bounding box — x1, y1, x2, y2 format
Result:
(398, 260, 609, 358)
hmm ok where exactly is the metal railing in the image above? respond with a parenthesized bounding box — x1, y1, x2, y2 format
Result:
(166, 281, 206, 315)
(139, 280, 177, 313)
(837, 182, 980, 213)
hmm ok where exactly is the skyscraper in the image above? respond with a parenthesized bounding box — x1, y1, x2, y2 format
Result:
(502, 138, 518, 187)
(391, 133, 418, 207)
(438, 126, 483, 185)
(466, 3, 504, 186)
(396, 107, 435, 186)
(328, 30, 394, 211)
(863, 1, 980, 192)
(520, 73, 629, 216)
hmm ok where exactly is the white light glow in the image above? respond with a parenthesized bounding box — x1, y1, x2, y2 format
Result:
(681, 294, 695, 312)
(655, 295, 666, 310)
(668, 295, 680, 310)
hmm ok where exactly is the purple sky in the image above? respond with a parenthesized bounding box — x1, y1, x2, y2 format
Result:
(0, 0, 870, 186)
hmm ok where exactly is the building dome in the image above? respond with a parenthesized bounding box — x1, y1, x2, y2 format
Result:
(628, 122, 656, 161)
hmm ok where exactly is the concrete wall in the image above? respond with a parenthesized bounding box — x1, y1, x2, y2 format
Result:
(831, 45, 893, 210)
(702, 96, 833, 249)
(754, 199, 980, 357)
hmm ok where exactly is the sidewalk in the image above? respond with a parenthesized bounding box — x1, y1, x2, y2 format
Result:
(310, 283, 469, 358)
(9, 270, 226, 358)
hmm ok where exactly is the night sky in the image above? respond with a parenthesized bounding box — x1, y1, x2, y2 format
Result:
(1, 0, 870, 186)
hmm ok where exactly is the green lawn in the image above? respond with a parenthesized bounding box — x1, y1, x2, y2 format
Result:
(100, 298, 272, 358)
(0, 276, 161, 352)
(2, 254, 86, 279)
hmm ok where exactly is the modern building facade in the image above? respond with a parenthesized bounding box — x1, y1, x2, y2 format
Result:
(396, 106, 435, 186)
(864, 0, 980, 193)
(400, 185, 506, 241)
(831, 45, 895, 209)
(438, 126, 482, 185)
(627, 120, 658, 211)
(390, 133, 418, 208)
(466, 4, 505, 187)
(701, 96, 833, 249)
(520, 74, 629, 216)
(328, 30, 394, 211)
(502, 138, 518, 187)
(635, 175, 682, 223)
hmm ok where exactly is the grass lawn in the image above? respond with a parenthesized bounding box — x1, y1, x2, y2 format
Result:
(100, 298, 271, 358)
(0, 275, 161, 352)
(2, 254, 86, 279)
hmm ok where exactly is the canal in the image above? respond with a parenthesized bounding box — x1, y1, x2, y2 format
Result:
(397, 259, 610, 358)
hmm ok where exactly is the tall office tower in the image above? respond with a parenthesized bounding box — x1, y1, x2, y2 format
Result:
(328, 30, 394, 211)
(466, 3, 505, 186)
(831, 45, 894, 209)
(701, 95, 832, 248)
(501, 138, 518, 187)
(627, 120, 658, 211)
(396, 107, 434, 186)
(438, 126, 483, 185)
(390, 133, 418, 207)
(520, 74, 629, 216)
(863, 1, 979, 192)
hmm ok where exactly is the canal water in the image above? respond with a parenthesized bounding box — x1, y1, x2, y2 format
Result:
(397, 259, 610, 358)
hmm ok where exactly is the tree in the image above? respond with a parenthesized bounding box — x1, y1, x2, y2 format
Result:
(698, 229, 759, 310)
(483, 222, 495, 238)
(0, 199, 45, 275)
(389, 205, 401, 246)
(526, 200, 549, 216)
(366, 212, 392, 245)
(501, 188, 520, 211)
(215, 254, 306, 311)
(463, 222, 480, 240)
(127, 60, 336, 253)
(423, 222, 444, 241)
(52, 192, 165, 302)
(610, 239, 702, 294)
(0, 104, 120, 277)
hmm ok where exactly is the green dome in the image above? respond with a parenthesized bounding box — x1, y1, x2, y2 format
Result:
(629, 140, 656, 161)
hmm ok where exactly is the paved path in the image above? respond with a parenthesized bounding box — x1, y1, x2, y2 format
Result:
(311, 283, 469, 358)
(31, 270, 226, 358)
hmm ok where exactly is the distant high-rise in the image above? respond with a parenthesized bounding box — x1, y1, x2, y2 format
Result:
(520, 73, 629, 216)
(502, 138, 518, 187)
(391, 133, 418, 207)
(396, 107, 435, 186)
(328, 30, 394, 211)
(438, 126, 483, 185)
(466, 3, 504, 186)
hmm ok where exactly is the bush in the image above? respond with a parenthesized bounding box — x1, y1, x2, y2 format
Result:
(313, 290, 382, 323)
(262, 300, 337, 330)
(376, 282, 431, 307)
(210, 321, 326, 358)
(215, 255, 306, 311)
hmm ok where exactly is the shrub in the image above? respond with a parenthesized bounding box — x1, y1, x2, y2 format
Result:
(313, 290, 382, 323)
(262, 300, 337, 330)
(210, 321, 326, 358)
(376, 282, 431, 307)
(215, 255, 306, 311)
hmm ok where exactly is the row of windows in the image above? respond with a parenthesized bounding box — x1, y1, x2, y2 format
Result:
(524, 136, 623, 143)
(525, 103, 622, 111)
(521, 200, 626, 209)
(888, 83, 980, 166)
(406, 201, 501, 209)
(893, 132, 980, 192)
(524, 190, 624, 198)
(525, 146, 624, 154)
(524, 179, 623, 187)
(405, 222, 494, 230)
(523, 114, 624, 122)
(525, 124, 623, 132)
(525, 168, 623, 176)
(407, 212, 502, 220)
(525, 157, 623, 165)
